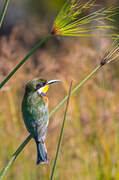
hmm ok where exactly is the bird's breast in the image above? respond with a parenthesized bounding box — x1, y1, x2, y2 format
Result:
(41, 95, 49, 105)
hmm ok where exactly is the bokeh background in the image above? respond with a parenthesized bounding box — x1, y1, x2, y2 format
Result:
(0, 0, 119, 179)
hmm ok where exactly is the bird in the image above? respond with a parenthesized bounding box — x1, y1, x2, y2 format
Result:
(22, 78, 61, 165)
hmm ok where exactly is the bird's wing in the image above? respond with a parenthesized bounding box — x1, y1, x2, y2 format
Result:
(22, 94, 49, 141)
(35, 102, 49, 142)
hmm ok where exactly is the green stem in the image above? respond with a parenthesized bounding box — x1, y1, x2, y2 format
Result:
(0, 135, 32, 180)
(0, 34, 51, 89)
(0, 0, 10, 28)
(50, 81, 72, 180)
(0, 64, 101, 180)
(50, 64, 101, 118)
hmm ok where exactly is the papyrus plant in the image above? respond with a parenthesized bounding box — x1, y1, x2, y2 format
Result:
(101, 36, 119, 65)
(0, 0, 119, 179)
(51, 0, 118, 37)
(0, 0, 9, 28)
(1, 35, 119, 179)
(0, 0, 118, 88)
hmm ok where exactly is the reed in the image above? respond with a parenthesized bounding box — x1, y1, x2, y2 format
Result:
(0, 0, 118, 89)
(0, 0, 119, 179)
(50, 81, 72, 180)
(1, 34, 119, 178)
(0, 0, 10, 28)
(51, 0, 118, 37)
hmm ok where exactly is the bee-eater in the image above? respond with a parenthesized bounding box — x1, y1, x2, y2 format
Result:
(22, 78, 61, 165)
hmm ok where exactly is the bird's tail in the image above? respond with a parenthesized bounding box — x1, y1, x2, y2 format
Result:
(36, 140, 49, 165)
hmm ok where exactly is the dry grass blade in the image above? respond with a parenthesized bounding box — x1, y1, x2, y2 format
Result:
(52, 0, 118, 37)
(50, 81, 73, 180)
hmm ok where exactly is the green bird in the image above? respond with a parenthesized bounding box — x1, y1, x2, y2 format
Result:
(22, 78, 61, 165)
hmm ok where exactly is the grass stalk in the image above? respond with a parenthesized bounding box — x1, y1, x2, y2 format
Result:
(0, 34, 51, 89)
(0, 135, 32, 180)
(0, 64, 102, 179)
(50, 81, 72, 180)
(0, 0, 10, 28)
(50, 64, 101, 118)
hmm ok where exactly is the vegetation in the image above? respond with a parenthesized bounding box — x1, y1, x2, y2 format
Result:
(0, 0, 119, 179)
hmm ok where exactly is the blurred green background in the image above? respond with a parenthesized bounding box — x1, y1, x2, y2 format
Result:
(1, 0, 119, 179)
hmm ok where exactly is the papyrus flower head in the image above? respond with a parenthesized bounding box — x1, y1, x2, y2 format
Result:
(101, 37, 119, 66)
(51, 0, 118, 37)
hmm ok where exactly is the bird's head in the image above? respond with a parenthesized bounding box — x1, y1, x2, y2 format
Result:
(25, 78, 61, 95)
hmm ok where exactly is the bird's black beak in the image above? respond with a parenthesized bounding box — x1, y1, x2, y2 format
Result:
(46, 80, 61, 85)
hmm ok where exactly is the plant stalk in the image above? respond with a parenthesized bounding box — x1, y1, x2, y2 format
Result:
(50, 81, 72, 180)
(0, 64, 102, 179)
(0, 135, 32, 180)
(0, 34, 51, 89)
(50, 64, 101, 118)
(0, 0, 10, 28)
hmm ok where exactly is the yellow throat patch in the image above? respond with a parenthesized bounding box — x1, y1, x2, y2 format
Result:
(37, 85, 49, 94)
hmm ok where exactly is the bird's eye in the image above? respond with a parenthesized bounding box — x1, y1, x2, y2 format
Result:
(39, 82, 44, 87)
(36, 82, 45, 90)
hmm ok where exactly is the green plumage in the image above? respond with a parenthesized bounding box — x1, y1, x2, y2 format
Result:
(22, 78, 49, 164)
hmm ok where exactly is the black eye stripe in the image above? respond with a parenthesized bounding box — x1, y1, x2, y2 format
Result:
(40, 82, 46, 86)
(36, 82, 46, 89)
(39, 83, 43, 87)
